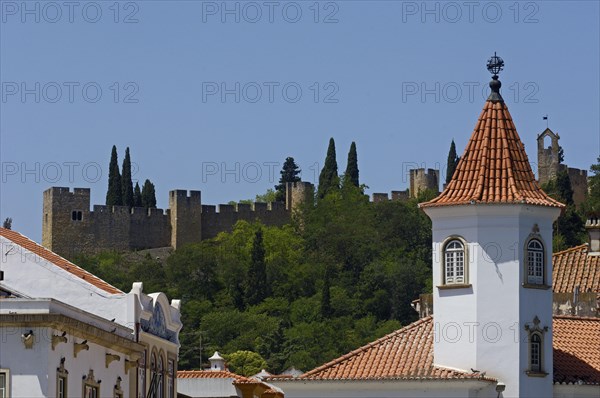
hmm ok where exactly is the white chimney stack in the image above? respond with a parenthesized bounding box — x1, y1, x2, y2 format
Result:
(585, 218, 600, 253)
(209, 351, 225, 371)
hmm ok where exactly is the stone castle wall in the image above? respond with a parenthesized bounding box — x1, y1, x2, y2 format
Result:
(43, 182, 314, 259)
(567, 167, 589, 207)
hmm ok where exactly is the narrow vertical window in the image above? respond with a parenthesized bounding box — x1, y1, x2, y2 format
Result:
(444, 240, 465, 284)
(57, 358, 68, 398)
(527, 239, 544, 285)
(530, 333, 542, 372)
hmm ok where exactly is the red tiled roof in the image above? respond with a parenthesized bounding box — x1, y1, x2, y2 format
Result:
(299, 317, 493, 382)
(552, 244, 600, 294)
(421, 100, 564, 209)
(553, 316, 600, 384)
(177, 370, 256, 384)
(296, 316, 600, 385)
(0, 228, 122, 295)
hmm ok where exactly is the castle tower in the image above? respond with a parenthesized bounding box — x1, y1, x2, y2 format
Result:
(409, 169, 439, 198)
(286, 181, 314, 212)
(42, 187, 92, 257)
(537, 128, 561, 185)
(420, 54, 564, 398)
(169, 190, 202, 249)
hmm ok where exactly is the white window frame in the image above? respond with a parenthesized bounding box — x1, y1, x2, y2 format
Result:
(0, 369, 10, 398)
(444, 239, 466, 285)
(530, 333, 542, 373)
(526, 239, 544, 285)
(56, 359, 68, 398)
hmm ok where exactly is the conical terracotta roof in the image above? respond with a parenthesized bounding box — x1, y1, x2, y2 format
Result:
(420, 97, 564, 208)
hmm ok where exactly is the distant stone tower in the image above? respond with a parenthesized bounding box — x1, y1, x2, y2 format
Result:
(537, 128, 561, 185)
(409, 169, 439, 198)
(43, 187, 94, 258)
(286, 181, 314, 211)
(169, 190, 202, 249)
(537, 128, 588, 206)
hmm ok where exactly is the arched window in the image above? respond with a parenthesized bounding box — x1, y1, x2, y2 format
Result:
(444, 240, 465, 284)
(527, 239, 544, 285)
(530, 333, 542, 373)
(525, 315, 548, 376)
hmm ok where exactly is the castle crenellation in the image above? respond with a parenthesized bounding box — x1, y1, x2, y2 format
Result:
(43, 182, 314, 259)
(42, 134, 590, 260)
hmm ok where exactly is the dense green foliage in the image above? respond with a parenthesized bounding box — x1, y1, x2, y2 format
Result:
(134, 182, 143, 207)
(106, 145, 123, 206)
(446, 140, 459, 185)
(542, 170, 586, 251)
(583, 156, 600, 217)
(275, 158, 301, 202)
(122, 148, 135, 208)
(344, 142, 359, 188)
(76, 184, 433, 374)
(224, 351, 268, 376)
(141, 179, 157, 208)
(317, 138, 339, 198)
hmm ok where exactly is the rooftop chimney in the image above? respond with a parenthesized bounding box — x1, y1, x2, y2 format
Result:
(585, 218, 600, 254)
(209, 351, 225, 371)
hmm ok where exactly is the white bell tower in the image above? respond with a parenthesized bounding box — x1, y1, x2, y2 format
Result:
(420, 54, 564, 398)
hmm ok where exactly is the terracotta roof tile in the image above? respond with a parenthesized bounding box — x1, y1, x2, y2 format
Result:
(298, 317, 493, 382)
(553, 316, 600, 384)
(177, 370, 255, 383)
(296, 316, 600, 385)
(0, 227, 122, 295)
(552, 244, 600, 294)
(421, 100, 564, 209)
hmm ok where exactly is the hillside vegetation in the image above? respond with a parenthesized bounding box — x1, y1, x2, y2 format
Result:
(74, 185, 436, 374)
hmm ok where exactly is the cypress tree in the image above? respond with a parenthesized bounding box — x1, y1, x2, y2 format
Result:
(245, 228, 267, 306)
(317, 138, 339, 198)
(446, 140, 459, 185)
(133, 182, 143, 207)
(556, 169, 574, 206)
(344, 141, 359, 187)
(106, 145, 123, 206)
(141, 179, 157, 208)
(274, 157, 301, 202)
(121, 147, 134, 207)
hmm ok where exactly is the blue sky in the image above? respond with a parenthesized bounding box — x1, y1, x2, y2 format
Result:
(1, 0, 599, 242)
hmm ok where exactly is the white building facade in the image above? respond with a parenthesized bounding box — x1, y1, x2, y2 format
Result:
(0, 227, 183, 398)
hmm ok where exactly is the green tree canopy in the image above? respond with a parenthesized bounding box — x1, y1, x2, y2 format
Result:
(133, 182, 142, 207)
(245, 228, 268, 306)
(446, 140, 459, 185)
(106, 145, 123, 206)
(542, 169, 585, 251)
(317, 138, 339, 199)
(343, 142, 359, 188)
(141, 179, 157, 208)
(224, 351, 267, 376)
(275, 157, 301, 202)
(121, 147, 135, 208)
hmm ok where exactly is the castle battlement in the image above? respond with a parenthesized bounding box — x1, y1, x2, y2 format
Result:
(43, 182, 313, 259)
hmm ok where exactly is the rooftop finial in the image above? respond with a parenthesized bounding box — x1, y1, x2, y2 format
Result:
(486, 52, 504, 102)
